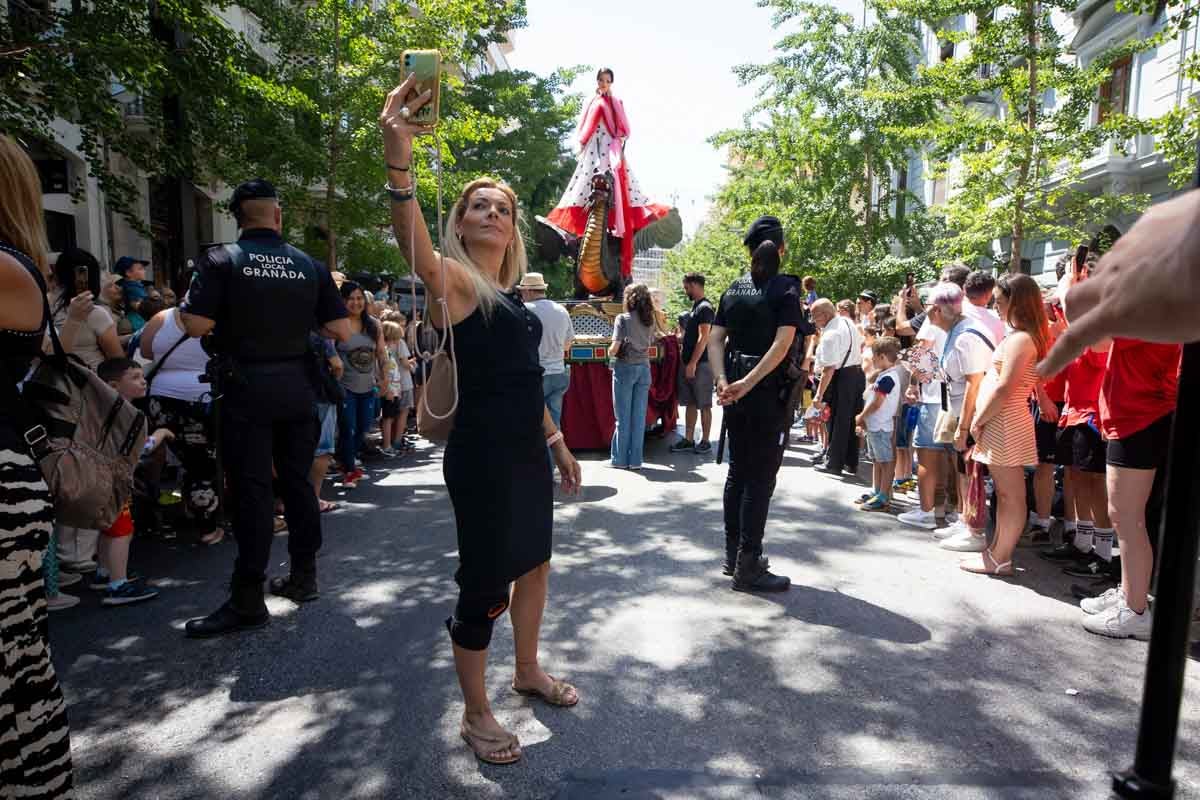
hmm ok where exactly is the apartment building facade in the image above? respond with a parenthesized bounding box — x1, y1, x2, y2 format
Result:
(898, 1, 1198, 279)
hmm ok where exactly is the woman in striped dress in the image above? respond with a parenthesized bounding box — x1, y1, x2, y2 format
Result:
(0, 135, 74, 799)
(962, 274, 1050, 577)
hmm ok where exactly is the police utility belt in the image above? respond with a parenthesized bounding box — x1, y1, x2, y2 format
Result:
(726, 351, 794, 400)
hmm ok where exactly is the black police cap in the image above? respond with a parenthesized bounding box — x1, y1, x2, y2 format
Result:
(229, 178, 278, 218)
(743, 215, 784, 250)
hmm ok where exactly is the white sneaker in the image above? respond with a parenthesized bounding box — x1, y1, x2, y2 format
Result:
(932, 520, 967, 540)
(939, 530, 987, 552)
(1082, 600, 1153, 640)
(47, 593, 80, 611)
(1080, 586, 1123, 616)
(898, 509, 938, 530)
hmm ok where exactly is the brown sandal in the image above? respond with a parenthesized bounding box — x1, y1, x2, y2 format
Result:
(460, 721, 521, 765)
(512, 675, 579, 707)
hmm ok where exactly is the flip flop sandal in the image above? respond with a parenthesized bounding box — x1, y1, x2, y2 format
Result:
(512, 675, 579, 707)
(460, 723, 521, 766)
(959, 549, 1013, 576)
(319, 500, 340, 514)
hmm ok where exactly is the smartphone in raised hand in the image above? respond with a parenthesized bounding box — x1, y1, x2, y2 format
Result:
(401, 49, 441, 130)
(1073, 245, 1089, 279)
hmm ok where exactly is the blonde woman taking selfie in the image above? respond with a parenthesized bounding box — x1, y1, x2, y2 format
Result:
(380, 75, 583, 766)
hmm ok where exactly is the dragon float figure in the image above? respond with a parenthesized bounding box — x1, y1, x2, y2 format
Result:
(536, 68, 669, 300)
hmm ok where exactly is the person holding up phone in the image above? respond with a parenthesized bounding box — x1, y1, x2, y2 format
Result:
(380, 74, 583, 767)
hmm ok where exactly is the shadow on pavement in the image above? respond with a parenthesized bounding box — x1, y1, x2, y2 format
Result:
(45, 434, 1198, 800)
(759, 584, 931, 644)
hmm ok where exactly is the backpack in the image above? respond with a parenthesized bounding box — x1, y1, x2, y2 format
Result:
(0, 244, 146, 530)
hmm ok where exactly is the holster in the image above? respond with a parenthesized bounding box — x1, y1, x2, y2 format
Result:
(727, 351, 794, 403)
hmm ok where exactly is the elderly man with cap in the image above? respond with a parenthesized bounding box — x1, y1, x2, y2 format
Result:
(810, 296, 866, 475)
(178, 178, 351, 638)
(518, 272, 575, 433)
(707, 215, 813, 592)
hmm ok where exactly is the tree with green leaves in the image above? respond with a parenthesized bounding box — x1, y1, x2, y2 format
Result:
(262, 0, 531, 270)
(0, 0, 303, 234)
(662, 0, 941, 312)
(447, 65, 584, 294)
(873, 0, 1161, 268)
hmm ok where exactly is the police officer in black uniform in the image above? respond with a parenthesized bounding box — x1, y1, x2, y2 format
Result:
(707, 216, 813, 592)
(179, 179, 350, 638)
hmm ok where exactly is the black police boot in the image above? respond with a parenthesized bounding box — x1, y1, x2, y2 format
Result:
(723, 542, 770, 577)
(269, 564, 319, 603)
(722, 537, 739, 576)
(731, 550, 790, 593)
(185, 577, 270, 639)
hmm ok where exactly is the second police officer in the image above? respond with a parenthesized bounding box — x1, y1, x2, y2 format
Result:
(179, 179, 350, 638)
(707, 216, 814, 592)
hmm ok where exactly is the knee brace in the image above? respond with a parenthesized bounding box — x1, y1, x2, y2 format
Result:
(445, 585, 510, 651)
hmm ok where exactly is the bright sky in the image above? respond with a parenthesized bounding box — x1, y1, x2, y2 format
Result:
(509, 0, 864, 236)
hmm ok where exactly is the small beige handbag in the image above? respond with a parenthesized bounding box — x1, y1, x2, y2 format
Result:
(417, 348, 457, 442)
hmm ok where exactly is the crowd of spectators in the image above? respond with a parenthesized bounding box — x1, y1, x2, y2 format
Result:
(31, 250, 433, 612)
(796, 256, 1184, 641)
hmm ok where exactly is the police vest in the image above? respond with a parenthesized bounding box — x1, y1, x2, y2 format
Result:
(224, 240, 319, 361)
(720, 274, 780, 358)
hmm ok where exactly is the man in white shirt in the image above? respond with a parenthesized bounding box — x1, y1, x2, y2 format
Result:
(518, 273, 575, 429)
(809, 298, 865, 474)
(962, 270, 1005, 346)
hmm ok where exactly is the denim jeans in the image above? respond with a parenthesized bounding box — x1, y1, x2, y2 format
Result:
(611, 361, 651, 467)
(338, 389, 378, 471)
(543, 370, 571, 429)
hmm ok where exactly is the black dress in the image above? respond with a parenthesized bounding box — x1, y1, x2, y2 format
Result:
(443, 290, 552, 592)
(0, 242, 74, 798)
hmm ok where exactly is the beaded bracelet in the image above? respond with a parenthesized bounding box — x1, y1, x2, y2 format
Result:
(546, 431, 564, 448)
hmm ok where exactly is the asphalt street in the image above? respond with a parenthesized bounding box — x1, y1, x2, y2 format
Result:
(48, 415, 1200, 800)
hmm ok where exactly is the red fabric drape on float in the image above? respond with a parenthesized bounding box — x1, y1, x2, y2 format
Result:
(561, 363, 616, 450)
(560, 336, 681, 450)
(646, 334, 679, 435)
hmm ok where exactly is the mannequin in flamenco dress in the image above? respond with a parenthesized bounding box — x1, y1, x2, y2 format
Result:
(545, 68, 669, 295)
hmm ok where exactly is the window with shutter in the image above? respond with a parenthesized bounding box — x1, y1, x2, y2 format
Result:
(1098, 55, 1132, 123)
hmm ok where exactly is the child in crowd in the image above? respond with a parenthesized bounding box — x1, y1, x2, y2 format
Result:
(95, 358, 172, 605)
(854, 337, 902, 511)
(885, 314, 916, 493)
(861, 327, 878, 379)
(113, 256, 149, 331)
(380, 321, 415, 458)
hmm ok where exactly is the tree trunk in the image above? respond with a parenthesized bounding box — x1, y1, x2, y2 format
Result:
(325, 2, 340, 269)
(1010, 0, 1039, 273)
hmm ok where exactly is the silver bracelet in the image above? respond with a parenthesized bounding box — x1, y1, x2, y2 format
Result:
(384, 183, 415, 203)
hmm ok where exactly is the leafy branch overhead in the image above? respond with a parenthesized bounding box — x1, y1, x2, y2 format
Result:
(0, 0, 582, 275)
